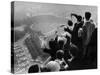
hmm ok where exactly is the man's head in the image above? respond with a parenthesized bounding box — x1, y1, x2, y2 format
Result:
(71, 13, 82, 22)
(28, 64, 39, 73)
(46, 61, 60, 71)
(68, 20, 73, 26)
(77, 15, 82, 22)
(56, 50, 64, 59)
(85, 12, 91, 21)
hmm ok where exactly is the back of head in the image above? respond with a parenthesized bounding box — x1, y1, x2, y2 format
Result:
(77, 15, 82, 22)
(68, 20, 73, 26)
(56, 50, 64, 59)
(85, 12, 91, 21)
(28, 64, 39, 73)
(46, 61, 60, 71)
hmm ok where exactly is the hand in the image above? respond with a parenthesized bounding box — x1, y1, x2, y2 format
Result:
(78, 28, 83, 37)
(64, 64, 68, 69)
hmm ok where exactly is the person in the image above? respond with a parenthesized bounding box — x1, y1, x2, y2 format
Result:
(62, 20, 73, 47)
(55, 50, 69, 71)
(54, 21, 73, 50)
(28, 64, 40, 73)
(62, 20, 79, 62)
(55, 23, 72, 50)
(82, 12, 95, 58)
(55, 34, 67, 50)
(71, 13, 84, 50)
(64, 20, 73, 35)
(40, 56, 52, 72)
(40, 50, 67, 72)
(70, 14, 84, 59)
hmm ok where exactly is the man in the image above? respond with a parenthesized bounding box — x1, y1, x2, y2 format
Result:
(82, 12, 95, 57)
(55, 50, 69, 71)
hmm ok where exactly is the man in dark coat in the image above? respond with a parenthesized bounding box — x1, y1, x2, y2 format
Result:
(71, 13, 84, 59)
(82, 12, 95, 58)
(71, 14, 84, 49)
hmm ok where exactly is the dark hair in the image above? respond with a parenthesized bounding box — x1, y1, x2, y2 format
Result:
(85, 12, 91, 20)
(56, 50, 64, 59)
(68, 20, 73, 26)
(28, 64, 39, 73)
(77, 15, 82, 22)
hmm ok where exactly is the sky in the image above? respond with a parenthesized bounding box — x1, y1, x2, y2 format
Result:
(14, 1, 97, 34)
